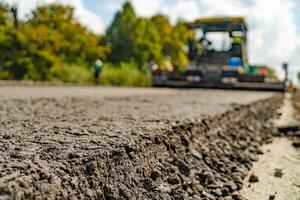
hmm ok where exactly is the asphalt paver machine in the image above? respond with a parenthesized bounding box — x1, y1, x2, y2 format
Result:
(152, 17, 285, 91)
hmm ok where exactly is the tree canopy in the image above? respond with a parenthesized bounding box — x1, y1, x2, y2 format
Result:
(0, 3, 109, 81)
(105, 5, 190, 70)
(0, 1, 190, 84)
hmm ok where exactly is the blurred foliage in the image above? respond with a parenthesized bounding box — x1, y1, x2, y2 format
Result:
(0, 1, 190, 85)
(105, 4, 189, 71)
(49, 63, 92, 84)
(0, 3, 13, 79)
(150, 16, 190, 71)
(100, 61, 151, 87)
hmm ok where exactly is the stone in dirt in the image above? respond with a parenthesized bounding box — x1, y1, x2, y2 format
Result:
(292, 141, 300, 148)
(269, 194, 276, 200)
(248, 174, 259, 183)
(274, 169, 283, 178)
(224, 180, 238, 192)
(240, 138, 300, 200)
(232, 192, 247, 200)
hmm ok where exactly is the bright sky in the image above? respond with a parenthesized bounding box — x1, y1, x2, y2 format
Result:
(5, 0, 300, 83)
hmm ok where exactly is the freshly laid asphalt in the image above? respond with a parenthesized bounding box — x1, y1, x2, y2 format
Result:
(0, 86, 279, 199)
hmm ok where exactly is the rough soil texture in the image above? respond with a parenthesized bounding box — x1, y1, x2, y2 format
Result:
(240, 138, 300, 200)
(0, 86, 282, 200)
(238, 92, 300, 200)
(293, 93, 300, 122)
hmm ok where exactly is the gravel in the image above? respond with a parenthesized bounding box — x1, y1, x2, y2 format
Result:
(0, 86, 281, 199)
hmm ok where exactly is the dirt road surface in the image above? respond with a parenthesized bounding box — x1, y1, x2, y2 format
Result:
(240, 138, 300, 200)
(0, 86, 282, 199)
(240, 93, 300, 200)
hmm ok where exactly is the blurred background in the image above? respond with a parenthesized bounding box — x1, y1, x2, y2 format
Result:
(0, 0, 299, 87)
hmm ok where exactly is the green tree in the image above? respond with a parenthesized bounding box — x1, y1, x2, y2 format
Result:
(0, 3, 10, 25)
(168, 21, 190, 70)
(150, 15, 173, 45)
(5, 3, 109, 81)
(0, 3, 13, 79)
(106, 2, 166, 68)
(131, 18, 162, 66)
(151, 15, 190, 70)
(28, 4, 108, 65)
(0, 1, 192, 85)
(106, 2, 137, 63)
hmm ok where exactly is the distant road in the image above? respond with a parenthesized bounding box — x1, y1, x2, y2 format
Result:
(0, 85, 274, 102)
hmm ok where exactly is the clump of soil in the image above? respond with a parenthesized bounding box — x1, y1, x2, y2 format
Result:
(274, 169, 283, 178)
(249, 174, 259, 183)
(292, 142, 300, 148)
(291, 93, 300, 147)
(269, 194, 276, 200)
(0, 94, 282, 199)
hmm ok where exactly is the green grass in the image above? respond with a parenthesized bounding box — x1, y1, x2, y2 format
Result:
(40, 61, 152, 86)
(49, 63, 93, 84)
(100, 62, 151, 87)
(0, 61, 151, 86)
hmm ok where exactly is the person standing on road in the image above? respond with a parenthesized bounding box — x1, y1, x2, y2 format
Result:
(231, 36, 242, 57)
(94, 59, 103, 84)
